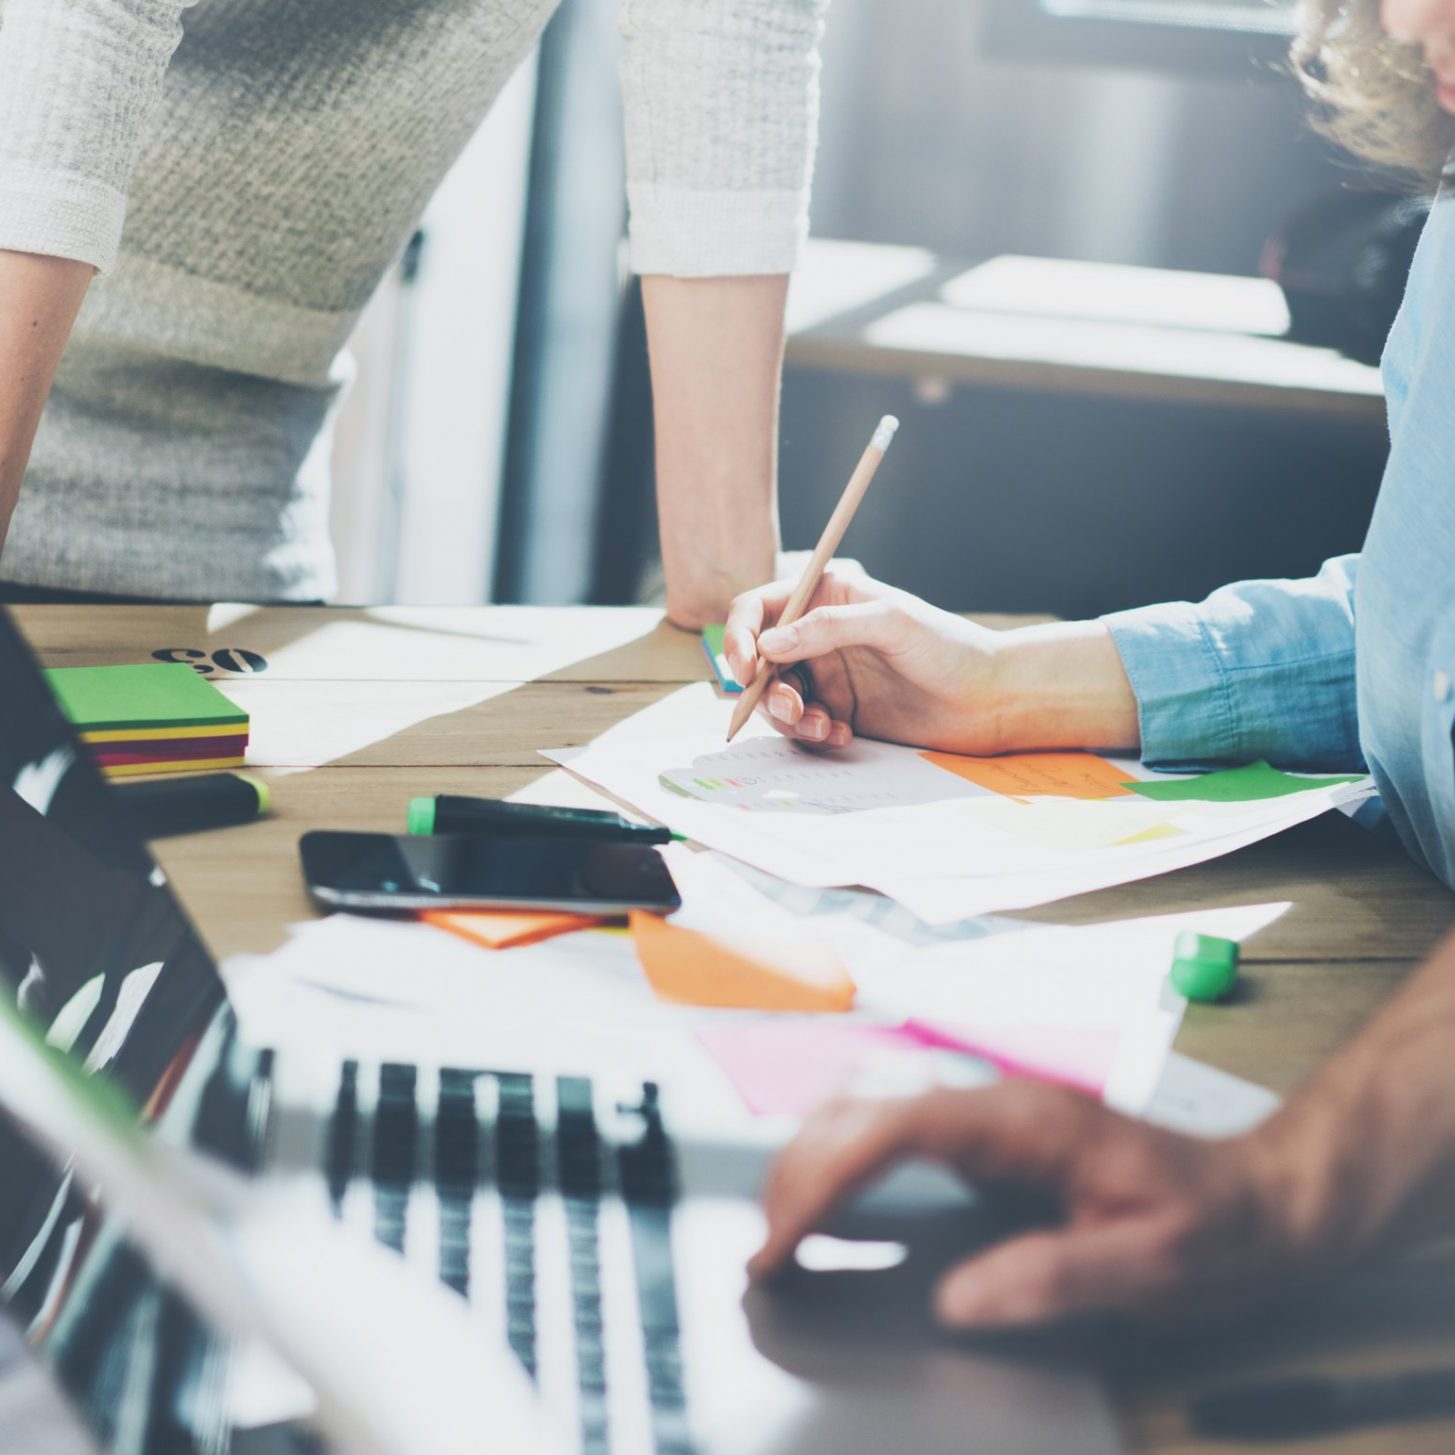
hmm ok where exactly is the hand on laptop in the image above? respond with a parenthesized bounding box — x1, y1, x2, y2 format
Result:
(723, 568, 1140, 756)
(748, 1081, 1317, 1328)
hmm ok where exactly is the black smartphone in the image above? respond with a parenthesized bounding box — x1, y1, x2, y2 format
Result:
(299, 830, 682, 914)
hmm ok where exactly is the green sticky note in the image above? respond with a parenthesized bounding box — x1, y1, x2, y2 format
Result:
(1124, 760, 1363, 804)
(701, 626, 742, 695)
(42, 664, 248, 733)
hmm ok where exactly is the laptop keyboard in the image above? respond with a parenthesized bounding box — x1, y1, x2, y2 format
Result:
(323, 1060, 691, 1455)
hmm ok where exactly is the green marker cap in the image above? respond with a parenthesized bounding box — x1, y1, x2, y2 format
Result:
(236, 773, 271, 817)
(407, 796, 436, 836)
(1169, 931, 1239, 1003)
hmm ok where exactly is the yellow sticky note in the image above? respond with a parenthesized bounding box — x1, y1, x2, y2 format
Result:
(971, 797, 1164, 852)
(629, 911, 855, 1013)
(1114, 822, 1185, 847)
(922, 751, 1136, 801)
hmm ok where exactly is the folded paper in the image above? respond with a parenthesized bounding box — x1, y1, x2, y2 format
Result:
(629, 910, 855, 1013)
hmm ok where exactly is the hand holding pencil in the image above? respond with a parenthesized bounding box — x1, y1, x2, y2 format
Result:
(725, 416, 900, 743)
(723, 416, 1051, 756)
(723, 563, 1020, 756)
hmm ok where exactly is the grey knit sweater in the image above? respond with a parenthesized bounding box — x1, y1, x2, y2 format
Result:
(0, 0, 826, 601)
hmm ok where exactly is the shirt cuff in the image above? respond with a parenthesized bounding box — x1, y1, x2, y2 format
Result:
(627, 185, 806, 277)
(0, 163, 124, 273)
(1102, 602, 1237, 768)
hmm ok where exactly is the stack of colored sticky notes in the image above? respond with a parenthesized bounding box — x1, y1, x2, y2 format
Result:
(43, 664, 249, 778)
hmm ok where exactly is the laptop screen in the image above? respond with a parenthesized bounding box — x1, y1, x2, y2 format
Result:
(0, 607, 255, 1450)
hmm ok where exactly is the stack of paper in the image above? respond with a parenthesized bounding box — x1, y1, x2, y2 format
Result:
(44, 664, 249, 777)
(223, 884, 1284, 1138)
(544, 685, 1373, 922)
(655, 848, 1287, 1116)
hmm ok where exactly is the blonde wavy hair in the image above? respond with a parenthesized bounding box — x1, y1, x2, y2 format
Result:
(1292, 0, 1455, 183)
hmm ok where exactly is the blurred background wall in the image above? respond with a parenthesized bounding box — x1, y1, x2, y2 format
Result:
(329, 0, 1395, 617)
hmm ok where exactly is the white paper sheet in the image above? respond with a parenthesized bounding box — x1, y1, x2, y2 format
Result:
(224, 875, 1287, 1127)
(224, 915, 722, 1086)
(1143, 1052, 1282, 1137)
(710, 854, 1027, 947)
(544, 686, 1373, 923)
(659, 734, 984, 813)
(870, 793, 1351, 922)
(842, 899, 1290, 1114)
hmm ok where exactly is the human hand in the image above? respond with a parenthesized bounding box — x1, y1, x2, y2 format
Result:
(722, 567, 1012, 754)
(749, 1082, 1320, 1330)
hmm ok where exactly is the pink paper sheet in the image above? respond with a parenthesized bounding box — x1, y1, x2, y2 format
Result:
(697, 1019, 1120, 1117)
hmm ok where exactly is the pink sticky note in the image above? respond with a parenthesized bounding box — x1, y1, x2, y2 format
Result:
(697, 1022, 918, 1117)
(697, 1019, 1121, 1118)
(900, 1020, 1119, 1100)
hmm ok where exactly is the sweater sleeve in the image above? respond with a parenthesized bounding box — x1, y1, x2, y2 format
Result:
(1101, 554, 1364, 773)
(618, 0, 829, 277)
(0, 0, 195, 273)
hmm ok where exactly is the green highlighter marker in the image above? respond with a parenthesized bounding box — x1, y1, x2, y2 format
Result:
(408, 794, 685, 846)
(1169, 931, 1240, 1002)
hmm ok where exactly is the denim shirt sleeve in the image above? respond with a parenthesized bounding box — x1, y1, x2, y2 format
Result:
(1101, 554, 1363, 772)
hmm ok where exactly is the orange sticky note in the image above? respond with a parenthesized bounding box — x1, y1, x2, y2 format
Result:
(922, 751, 1135, 801)
(423, 908, 606, 951)
(629, 911, 855, 1013)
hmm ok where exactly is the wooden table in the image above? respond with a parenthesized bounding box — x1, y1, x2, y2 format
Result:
(17, 602, 1455, 1455)
(786, 239, 1385, 422)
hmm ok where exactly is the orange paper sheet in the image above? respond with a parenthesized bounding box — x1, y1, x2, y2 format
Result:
(629, 911, 855, 1013)
(423, 908, 606, 951)
(922, 750, 1135, 801)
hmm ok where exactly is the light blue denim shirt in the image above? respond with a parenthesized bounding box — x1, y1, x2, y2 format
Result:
(1104, 183, 1455, 890)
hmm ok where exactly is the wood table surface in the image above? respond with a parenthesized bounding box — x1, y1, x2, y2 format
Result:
(16, 602, 1455, 1455)
(785, 239, 1386, 421)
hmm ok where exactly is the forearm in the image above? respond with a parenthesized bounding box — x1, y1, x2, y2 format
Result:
(989, 619, 1141, 753)
(1004, 558, 1362, 770)
(0, 250, 93, 551)
(1250, 926, 1455, 1268)
(642, 274, 787, 630)
(0, 0, 196, 554)
(1103, 557, 1362, 771)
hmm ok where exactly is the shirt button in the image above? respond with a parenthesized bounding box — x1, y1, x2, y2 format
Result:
(1436, 670, 1452, 704)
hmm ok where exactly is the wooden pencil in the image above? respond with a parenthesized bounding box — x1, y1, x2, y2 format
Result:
(726, 414, 900, 742)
